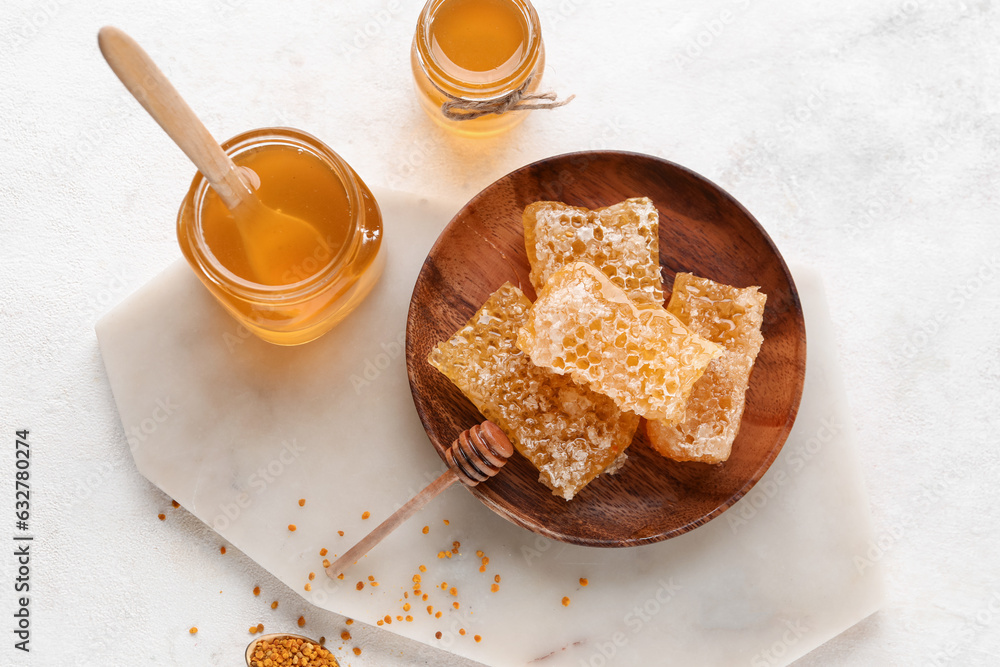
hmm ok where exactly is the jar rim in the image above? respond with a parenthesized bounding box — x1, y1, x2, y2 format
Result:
(179, 127, 363, 302)
(413, 0, 543, 99)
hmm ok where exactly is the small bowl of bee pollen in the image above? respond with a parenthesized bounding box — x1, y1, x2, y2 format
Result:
(245, 633, 340, 667)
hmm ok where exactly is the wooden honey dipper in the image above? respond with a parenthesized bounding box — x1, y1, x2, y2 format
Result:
(325, 421, 513, 580)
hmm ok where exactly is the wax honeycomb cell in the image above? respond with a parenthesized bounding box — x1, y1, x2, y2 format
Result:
(517, 262, 721, 424)
(428, 283, 639, 500)
(646, 273, 767, 463)
(523, 198, 663, 306)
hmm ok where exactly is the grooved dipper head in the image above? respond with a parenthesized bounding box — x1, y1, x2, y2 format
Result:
(445, 421, 514, 486)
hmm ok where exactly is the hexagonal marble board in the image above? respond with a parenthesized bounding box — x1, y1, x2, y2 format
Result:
(96, 188, 883, 666)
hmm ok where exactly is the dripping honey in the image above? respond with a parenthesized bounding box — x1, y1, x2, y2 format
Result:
(177, 128, 383, 346)
(412, 0, 545, 136)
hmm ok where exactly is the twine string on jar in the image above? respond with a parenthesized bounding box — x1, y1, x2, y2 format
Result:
(438, 75, 574, 121)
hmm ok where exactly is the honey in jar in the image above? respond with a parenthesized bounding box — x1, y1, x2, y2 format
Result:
(411, 0, 546, 136)
(177, 127, 383, 346)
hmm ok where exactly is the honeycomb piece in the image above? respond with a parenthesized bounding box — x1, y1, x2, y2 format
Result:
(646, 273, 767, 463)
(428, 283, 639, 501)
(517, 262, 721, 424)
(523, 198, 663, 306)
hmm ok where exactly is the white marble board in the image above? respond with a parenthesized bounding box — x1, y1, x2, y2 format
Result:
(96, 188, 883, 666)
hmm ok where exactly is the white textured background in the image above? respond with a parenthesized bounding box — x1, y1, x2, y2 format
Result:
(1, 0, 998, 665)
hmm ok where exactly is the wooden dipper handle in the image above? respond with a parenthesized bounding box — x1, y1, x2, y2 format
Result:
(97, 26, 252, 212)
(325, 421, 513, 580)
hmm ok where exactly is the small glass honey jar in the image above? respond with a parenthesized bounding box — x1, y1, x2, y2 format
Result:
(176, 127, 384, 346)
(411, 0, 548, 137)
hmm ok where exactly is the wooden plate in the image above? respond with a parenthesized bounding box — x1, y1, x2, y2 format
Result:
(405, 151, 806, 547)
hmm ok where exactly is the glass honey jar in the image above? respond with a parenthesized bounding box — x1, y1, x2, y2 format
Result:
(176, 127, 384, 346)
(411, 0, 548, 137)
